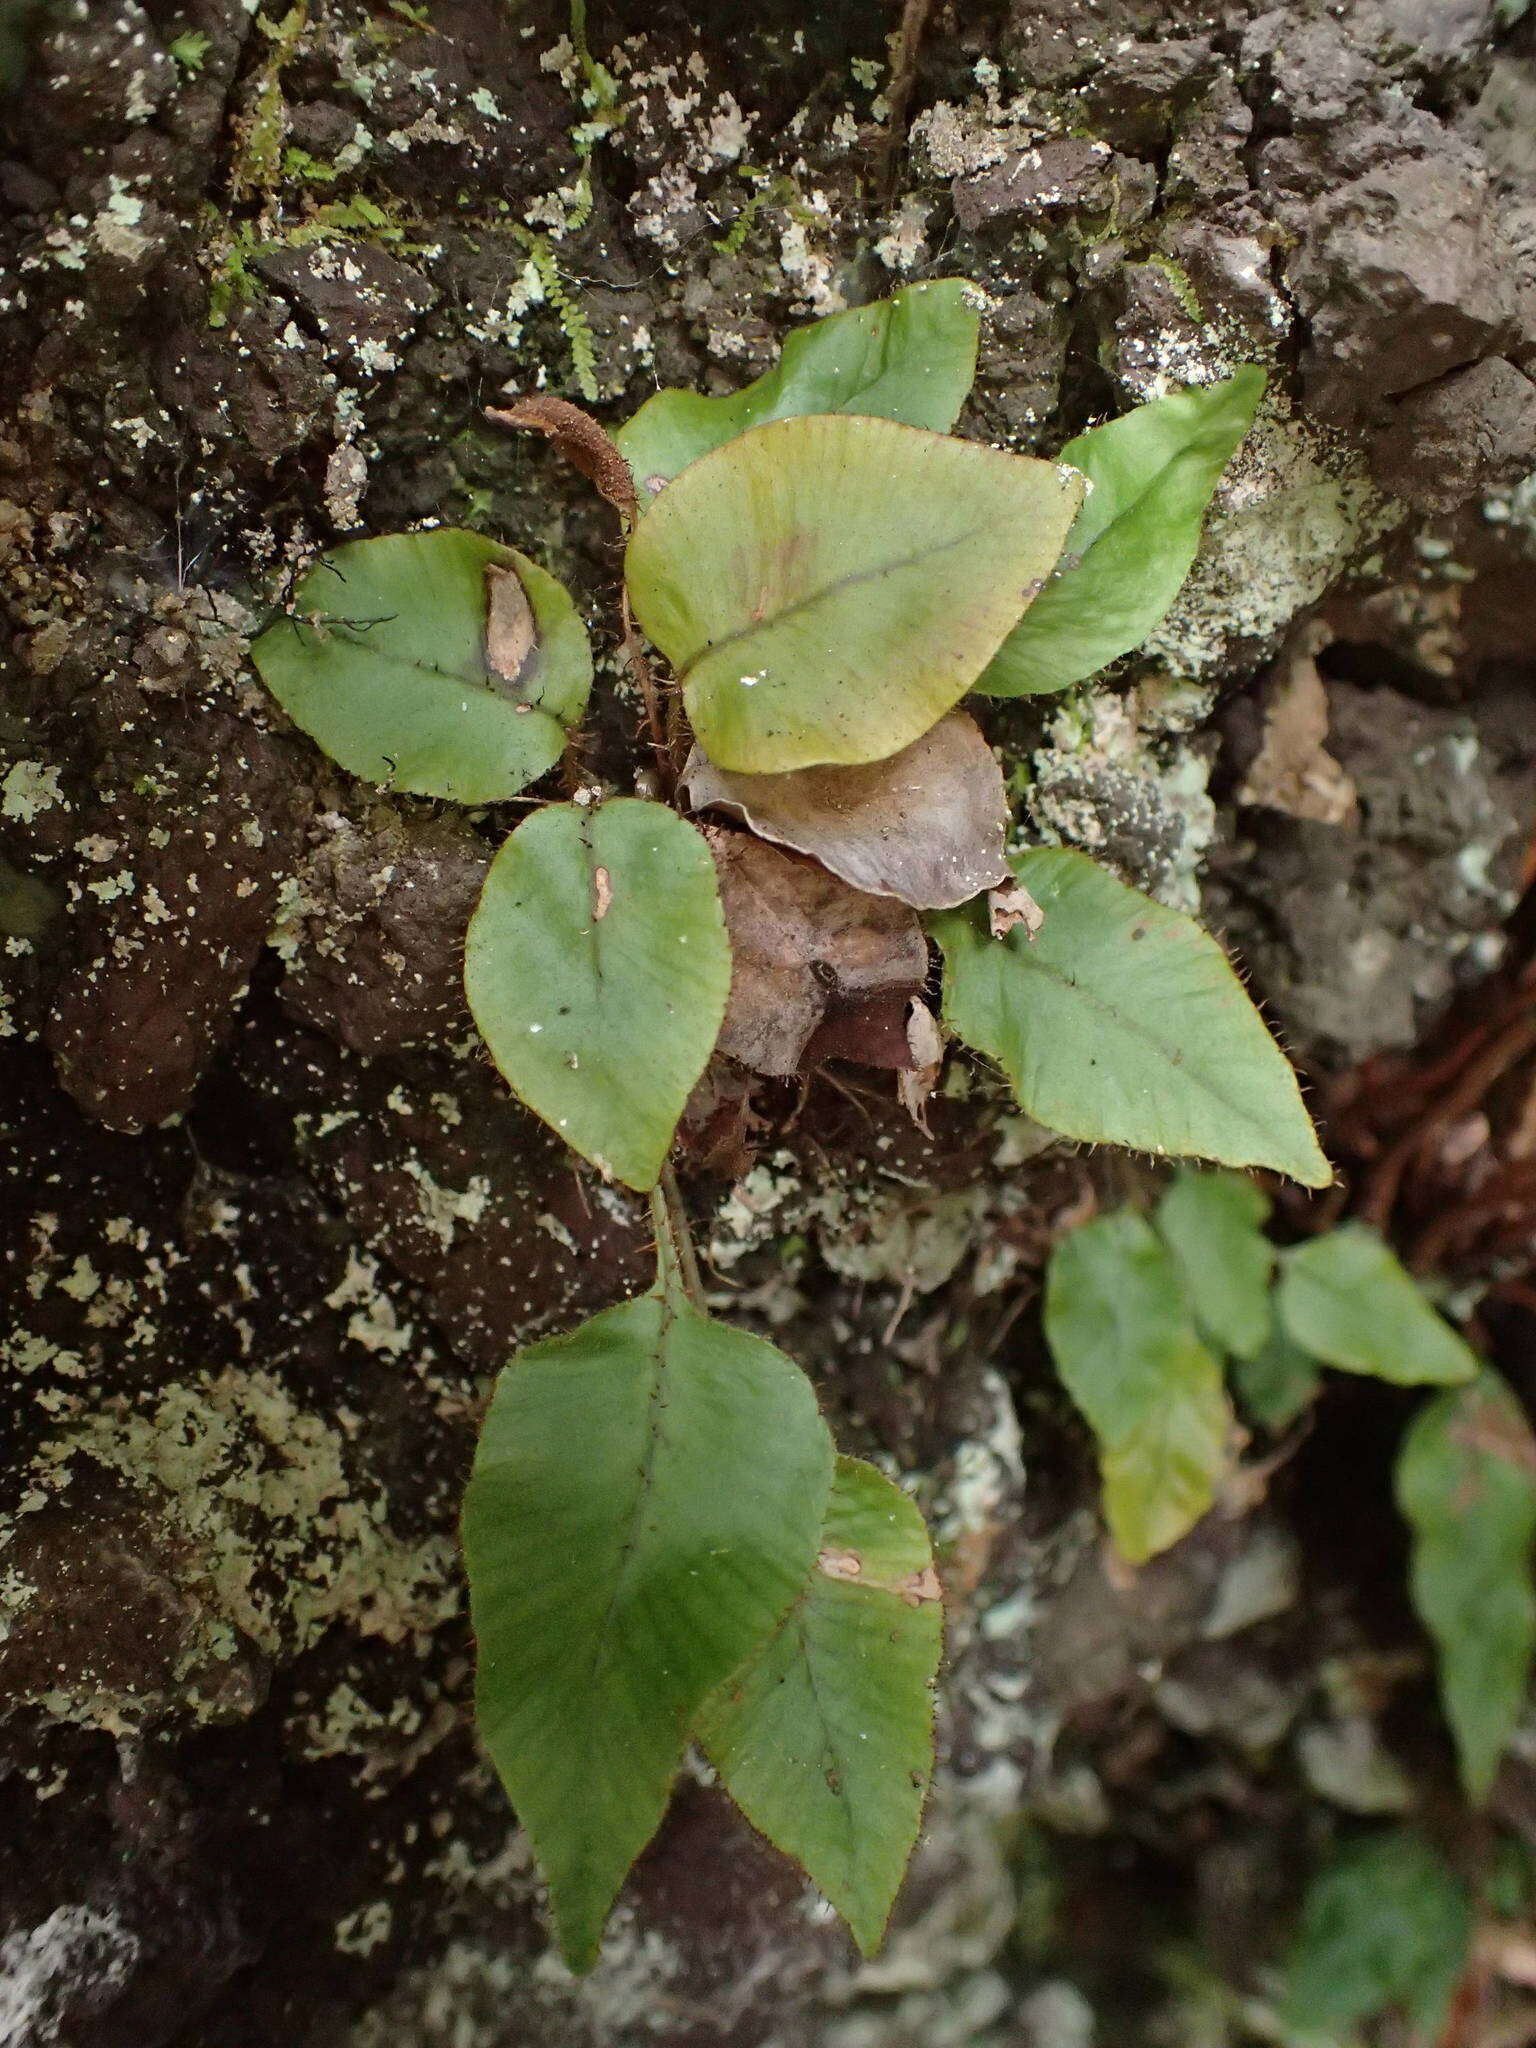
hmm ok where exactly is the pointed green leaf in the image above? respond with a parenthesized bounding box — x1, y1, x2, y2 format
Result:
(464, 1289, 835, 1971)
(625, 414, 1084, 772)
(696, 1456, 942, 1957)
(931, 848, 1330, 1187)
(1155, 1168, 1275, 1361)
(250, 529, 591, 800)
(1396, 1370, 1536, 1802)
(976, 368, 1265, 696)
(1043, 1211, 1233, 1564)
(1281, 1829, 1473, 2046)
(615, 280, 981, 506)
(1276, 1224, 1478, 1387)
(464, 799, 730, 1190)
(1231, 1325, 1321, 1432)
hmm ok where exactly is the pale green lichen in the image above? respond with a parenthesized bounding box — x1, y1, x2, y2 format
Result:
(5, 1367, 458, 1731)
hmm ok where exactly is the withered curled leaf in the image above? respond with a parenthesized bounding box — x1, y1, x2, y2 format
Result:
(487, 395, 639, 525)
(683, 711, 1009, 911)
(706, 830, 929, 1077)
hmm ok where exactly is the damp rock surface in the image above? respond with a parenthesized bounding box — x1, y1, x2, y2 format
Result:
(3, 0, 1536, 2043)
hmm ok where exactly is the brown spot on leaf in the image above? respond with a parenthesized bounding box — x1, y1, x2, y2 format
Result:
(592, 865, 613, 922)
(817, 1548, 864, 1582)
(484, 563, 537, 686)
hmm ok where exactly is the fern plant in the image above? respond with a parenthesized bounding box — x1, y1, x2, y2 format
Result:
(250, 280, 1329, 1969)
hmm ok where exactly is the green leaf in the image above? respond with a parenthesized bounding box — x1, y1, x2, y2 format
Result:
(1395, 1370, 1536, 1802)
(976, 368, 1266, 697)
(931, 848, 1331, 1187)
(464, 799, 730, 1190)
(625, 414, 1083, 773)
(1281, 1829, 1473, 2046)
(1043, 1211, 1233, 1563)
(615, 280, 981, 505)
(696, 1456, 942, 1957)
(1276, 1225, 1478, 1387)
(1231, 1325, 1321, 1432)
(249, 529, 592, 801)
(1155, 1168, 1275, 1361)
(464, 1285, 835, 1972)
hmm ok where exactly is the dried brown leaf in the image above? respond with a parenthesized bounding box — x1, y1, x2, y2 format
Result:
(706, 830, 929, 1077)
(1237, 624, 1358, 826)
(486, 395, 639, 524)
(485, 563, 537, 685)
(682, 711, 1009, 910)
(987, 876, 1044, 940)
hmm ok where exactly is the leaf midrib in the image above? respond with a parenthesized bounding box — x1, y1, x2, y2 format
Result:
(993, 929, 1284, 1151)
(1065, 406, 1251, 562)
(679, 523, 1008, 682)
(312, 632, 568, 726)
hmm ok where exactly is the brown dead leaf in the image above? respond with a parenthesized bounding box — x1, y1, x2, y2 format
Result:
(683, 710, 1009, 910)
(485, 564, 537, 686)
(706, 829, 929, 1077)
(486, 395, 639, 525)
(988, 875, 1044, 940)
(1237, 622, 1358, 826)
(676, 1058, 762, 1179)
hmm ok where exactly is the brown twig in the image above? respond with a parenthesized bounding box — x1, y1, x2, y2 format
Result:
(654, 1164, 706, 1308)
(1357, 1007, 1536, 1232)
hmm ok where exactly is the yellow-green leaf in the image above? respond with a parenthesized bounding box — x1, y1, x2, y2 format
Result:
(1044, 1211, 1233, 1563)
(625, 414, 1083, 772)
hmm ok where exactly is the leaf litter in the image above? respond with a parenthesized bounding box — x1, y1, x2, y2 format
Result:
(683, 710, 1010, 910)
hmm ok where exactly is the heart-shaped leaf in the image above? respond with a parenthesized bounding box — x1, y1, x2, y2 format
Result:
(1044, 1210, 1233, 1563)
(683, 710, 1009, 910)
(977, 368, 1265, 696)
(696, 1456, 942, 1955)
(930, 847, 1331, 1187)
(250, 528, 591, 800)
(1276, 1224, 1478, 1386)
(625, 414, 1084, 773)
(1155, 1168, 1275, 1361)
(464, 1284, 835, 1971)
(464, 799, 731, 1189)
(615, 279, 981, 505)
(1396, 1369, 1536, 1802)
